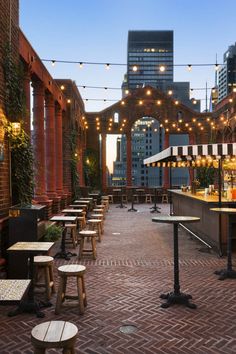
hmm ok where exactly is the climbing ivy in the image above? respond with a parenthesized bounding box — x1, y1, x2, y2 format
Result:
(83, 148, 100, 189)
(70, 130, 80, 200)
(6, 124, 34, 205)
(2, 44, 34, 205)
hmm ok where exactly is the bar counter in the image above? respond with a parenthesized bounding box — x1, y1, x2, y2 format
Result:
(170, 190, 236, 254)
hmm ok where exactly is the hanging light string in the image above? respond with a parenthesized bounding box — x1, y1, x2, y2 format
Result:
(43, 58, 225, 70)
(76, 84, 215, 91)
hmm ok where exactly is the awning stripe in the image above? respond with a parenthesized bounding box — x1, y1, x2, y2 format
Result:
(143, 143, 236, 166)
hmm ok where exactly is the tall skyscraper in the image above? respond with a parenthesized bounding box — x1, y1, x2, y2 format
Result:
(127, 30, 173, 89)
(218, 43, 236, 102)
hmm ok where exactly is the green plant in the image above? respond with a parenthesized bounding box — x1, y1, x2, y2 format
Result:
(83, 148, 100, 189)
(44, 224, 63, 242)
(197, 167, 216, 188)
(2, 44, 34, 205)
(2, 44, 26, 121)
(70, 130, 80, 200)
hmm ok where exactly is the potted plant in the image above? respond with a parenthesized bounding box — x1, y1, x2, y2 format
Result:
(43, 224, 63, 242)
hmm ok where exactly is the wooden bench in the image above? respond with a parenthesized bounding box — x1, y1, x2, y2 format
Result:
(31, 320, 78, 353)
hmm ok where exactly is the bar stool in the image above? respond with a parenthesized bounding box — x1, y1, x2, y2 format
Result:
(31, 320, 78, 353)
(93, 208, 105, 220)
(34, 255, 55, 300)
(55, 264, 87, 315)
(64, 224, 77, 248)
(79, 230, 97, 260)
(90, 213, 104, 233)
(133, 194, 139, 203)
(161, 193, 169, 203)
(108, 194, 114, 203)
(87, 219, 102, 242)
(77, 211, 86, 230)
(122, 194, 128, 203)
(145, 194, 152, 203)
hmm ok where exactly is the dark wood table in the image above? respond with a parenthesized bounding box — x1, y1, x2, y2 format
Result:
(152, 215, 200, 309)
(210, 208, 236, 280)
(7, 242, 54, 317)
(50, 216, 77, 260)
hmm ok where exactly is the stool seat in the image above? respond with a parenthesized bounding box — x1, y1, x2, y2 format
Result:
(34, 255, 54, 264)
(58, 264, 86, 276)
(31, 320, 78, 353)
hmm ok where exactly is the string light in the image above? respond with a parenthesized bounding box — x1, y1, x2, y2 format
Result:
(187, 64, 192, 71)
(159, 65, 166, 72)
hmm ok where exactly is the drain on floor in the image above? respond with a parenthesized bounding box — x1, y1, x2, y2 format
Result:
(119, 325, 137, 334)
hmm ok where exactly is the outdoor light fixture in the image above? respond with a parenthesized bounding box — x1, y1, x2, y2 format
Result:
(146, 90, 151, 95)
(168, 90, 173, 95)
(60, 85, 65, 90)
(159, 65, 166, 72)
(51, 60, 55, 66)
(79, 62, 83, 68)
(125, 89, 129, 94)
(11, 122, 21, 136)
(132, 65, 138, 72)
(187, 64, 192, 71)
(67, 99, 71, 104)
(106, 63, 110, 70)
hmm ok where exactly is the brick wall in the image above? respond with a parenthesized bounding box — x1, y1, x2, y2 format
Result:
(0, 0, 19, 218)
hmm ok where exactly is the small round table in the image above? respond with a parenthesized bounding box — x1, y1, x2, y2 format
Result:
(152, 215, 200, 309)
(210, 208, 236, 280)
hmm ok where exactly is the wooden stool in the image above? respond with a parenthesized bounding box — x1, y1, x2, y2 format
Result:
(90, 214, 104, 233)
(93, 208, 105, 220)
(145, 194, 152, 203)
(133, 194, 139, 203)
(34, 256, 55, 300)
(31, 320, 78, 354)
(108, 194, 114, 203)
(64, 224, 77, 249)
(87, 219, 102, 241)
(122, 194, 128, 203)
(55, 265, 87, 315)
(79, 230, 97, 260)
(161, 193, 169, 203)
(77, 211, 86, 230)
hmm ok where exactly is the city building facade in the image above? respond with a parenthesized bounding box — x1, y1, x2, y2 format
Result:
(218, 43, 236, 102)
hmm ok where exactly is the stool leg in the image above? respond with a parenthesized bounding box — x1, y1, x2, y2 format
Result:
(49, 264, 56, 293)
(44, 265, 51, 300)
(55, 276, 66, 314)
(81, 275, 87, 307)
(79, 237, 84, 260)
(63, 348, 75, 354)
(77, 276, 85, 314)
(72, 228, 77, 249)
(91, 237, 97, 260)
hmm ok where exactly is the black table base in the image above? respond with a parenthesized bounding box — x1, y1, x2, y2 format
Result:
(150, 206, 161, 213)
(54, 250, 77, 261)
(54, 227, 77, 260)
(214, 269, 236, 280)
(8, 299, 52, 318)
(160, 292, 196, 309)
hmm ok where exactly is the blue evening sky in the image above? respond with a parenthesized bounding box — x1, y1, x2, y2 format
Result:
(19, 0, 236, 170)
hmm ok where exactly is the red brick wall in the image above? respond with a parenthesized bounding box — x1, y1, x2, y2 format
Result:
(0, 0, 19, 218)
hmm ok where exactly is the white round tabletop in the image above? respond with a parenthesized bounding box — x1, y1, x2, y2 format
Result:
(152, 215, 200, 224)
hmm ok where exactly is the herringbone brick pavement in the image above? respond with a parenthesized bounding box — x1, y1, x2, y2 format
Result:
(0, 203, 236, 353)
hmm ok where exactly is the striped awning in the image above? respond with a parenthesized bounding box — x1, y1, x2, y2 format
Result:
(144, 143, 236, 168)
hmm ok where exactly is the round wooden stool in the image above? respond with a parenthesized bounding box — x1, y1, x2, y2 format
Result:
(34, 256, 55, 300)
(161, 193, 169, 203)
(31, 320, 78, 353)
(90, 214, 104, 233)
(79, 230, 97, 260)
(77, 211, 86, 230)
(108, 194, 114, 203)
(87, 219, 103, 242)
(145, 194, 152, 203)
(64, 224, 77, 249)
(55, 264, 87, 315)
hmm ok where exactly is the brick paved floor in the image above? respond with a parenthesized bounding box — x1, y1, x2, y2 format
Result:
(1, 203, 236, 353)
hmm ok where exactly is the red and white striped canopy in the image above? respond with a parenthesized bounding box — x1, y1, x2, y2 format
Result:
(144, 143, 236, 167)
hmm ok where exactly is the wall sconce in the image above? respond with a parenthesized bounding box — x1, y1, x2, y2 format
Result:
(11, 122, 21, 136)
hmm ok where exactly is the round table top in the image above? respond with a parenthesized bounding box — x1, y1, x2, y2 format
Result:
(210, 208, 236, 214)
(152, 215, 200, 224)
